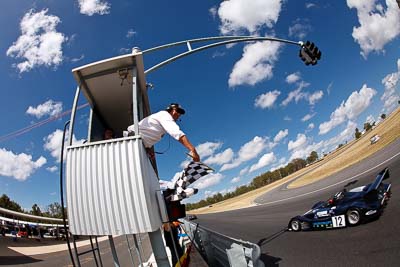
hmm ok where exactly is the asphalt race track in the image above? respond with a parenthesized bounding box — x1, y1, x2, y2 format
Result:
(196, 138, 400, 267)
(1, 140, 399, 267)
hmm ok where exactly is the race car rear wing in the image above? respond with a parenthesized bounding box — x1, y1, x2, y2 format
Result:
(366, 167, 390, 194)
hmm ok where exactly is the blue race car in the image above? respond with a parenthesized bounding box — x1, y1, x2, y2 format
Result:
(288, 168, 391, 231)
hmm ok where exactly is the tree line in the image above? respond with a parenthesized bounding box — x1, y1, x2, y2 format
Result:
(354, 113, 386, 140)
(186, 151, 319, 211)
(0, 194, 64, 219)
(188, 111, 393, 211)
(2, 150, 321, 215)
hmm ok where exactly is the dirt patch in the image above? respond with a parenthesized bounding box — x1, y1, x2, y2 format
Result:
(192, 108, 400, 214)
(288, 107, 400, 188)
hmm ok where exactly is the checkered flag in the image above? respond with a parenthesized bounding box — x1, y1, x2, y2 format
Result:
(164, 161, 214, 202)
(175, 161, 214, 189)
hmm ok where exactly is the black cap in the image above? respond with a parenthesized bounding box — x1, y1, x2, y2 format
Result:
(166, 103, 185, 114)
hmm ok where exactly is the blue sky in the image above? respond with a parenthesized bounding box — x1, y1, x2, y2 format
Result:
(0, 0, 400, 210)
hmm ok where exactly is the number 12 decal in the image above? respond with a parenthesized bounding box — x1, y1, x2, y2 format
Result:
(332, 215, 346, 227)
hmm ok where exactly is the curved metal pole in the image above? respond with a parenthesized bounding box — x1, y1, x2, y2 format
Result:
(143, 36, 301, 74)
(68, 86, 81, 146)
(142, 35, 299, 54)
(59, 120, 76, 267)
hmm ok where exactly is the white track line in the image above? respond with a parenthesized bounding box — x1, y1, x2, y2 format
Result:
(258, 150, 400, 206)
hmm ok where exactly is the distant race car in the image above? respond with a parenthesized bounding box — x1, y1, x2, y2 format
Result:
(370, 134, 380, 144)
(288, 168, 391, 231)
(186, 214, 197, 220)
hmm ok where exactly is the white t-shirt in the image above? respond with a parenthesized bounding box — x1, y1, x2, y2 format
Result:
(127, 110, 185, 148)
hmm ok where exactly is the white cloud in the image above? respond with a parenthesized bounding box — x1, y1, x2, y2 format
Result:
(219, 185, 238, 196)
(215, 0, 283, 88)
(381, 58, 400, 114)
(209, 6, 218, 18)
(290, 120, 357, 161)
(281, 81, 310, 106)
(286, 72, 301, 84)
(323, 121, 357, 150)
(217, 0, 282, 35)
(43, 129, 85, 162)
(337, 121, 357, 143)
(271, 157, 288, 171)
(231, 177, 241, 183)
(237, 136, 267, 161)
(308, 123, 315, 129)
(290, 140, 322, 160)
(159, 179, 170, 189)
(365, 114, 375, 124)
(119, 48, 132, 54)
(67, 34, 77, 46)
(308, 90, 324, 105)
(228, 40, 281, 87)
(288, 19, 312, 39)
(204, 148, 234, 165)
(319, 84, 376, 134)
(327, 82, 333, 95)
(249, 152, 276, 172)
(255, 90, 281, 109)
(288, 133, 307, 151)
(26, 100, 63, 119)
(71, 54, 85, 63)
(204, 190, 215, 198)
(180, 159, 191, 169)
(196, 141, 222, 158)
(284, 116, 292, 121)
(0, 148, 46, 181)
(282, 88, 323, 106)
(205, 187, 226, 198)
(220, 136, 268, 171)
(126, 29, 136, 38)
(219, 159, 241, 172)
(212, 51, 226, 58)
(192, 173, 224, 190)
(239, 167, 249, 176)
(273, 129, 288, 143)
(302, 113, 315, 122)
(46, 166, 58, 172)
(279, 157, 287, 164)
(43, 130, 64, 162)
(282, 88, 305, 106)
(6, 9, 66, 73)
(282, 84, 322, 106)
(347, 0, 400, 58)
(160, 172, 183, 189)
(78, 0, 110, 16)
(306, 3, 317, 8)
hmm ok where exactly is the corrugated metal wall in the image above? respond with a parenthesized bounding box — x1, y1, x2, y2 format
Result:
(66, 137, 162, 235)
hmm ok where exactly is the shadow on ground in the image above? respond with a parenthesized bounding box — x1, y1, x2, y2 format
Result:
(0, 255, 42, 265)
(257, 228, 287, 267)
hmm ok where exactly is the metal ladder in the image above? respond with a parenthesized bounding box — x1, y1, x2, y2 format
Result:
(68, 234, 104, 267)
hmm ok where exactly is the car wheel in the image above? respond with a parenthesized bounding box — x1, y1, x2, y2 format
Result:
(346, 209, 361, 226)
(290, 219, 302, 231)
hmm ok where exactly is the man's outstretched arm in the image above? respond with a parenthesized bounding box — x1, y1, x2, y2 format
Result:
(179, 135, 200, 162)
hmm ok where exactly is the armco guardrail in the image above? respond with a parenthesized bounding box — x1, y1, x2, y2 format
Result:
(182, 220, 264, 267)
